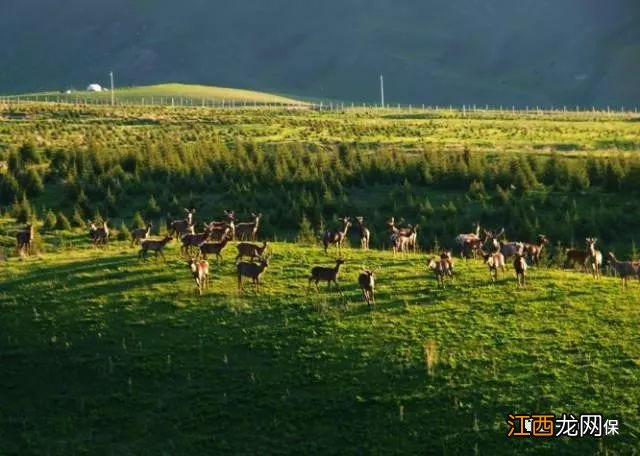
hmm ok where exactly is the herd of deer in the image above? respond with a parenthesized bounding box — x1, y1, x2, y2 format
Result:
(11, 214, 640, 302)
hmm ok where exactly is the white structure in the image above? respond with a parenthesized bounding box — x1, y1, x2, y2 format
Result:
(86, 83, 103, 92)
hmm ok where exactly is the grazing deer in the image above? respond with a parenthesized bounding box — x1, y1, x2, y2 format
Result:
(455, 222, 482, 258)
(323, 217, 351, 254)
(236, 241, 269, 262)
(482, 249, 506, 282)
(210, 210, 236, 240)
(606, 252, 639, 289)
(16, 224, 34, 256)
(199, 236, 231, 263)
(181, 223, 213, 257)
(139, 235, 173, 261)
(131, 222, 152, 246)
(235, 212, 262, 241)
(585, 237, 603, 278)
(309, 259, 345, 291)
(565, 248, 589, 271)
(237, 257, 269, 292)
(92, 220, 110, 246)
(188, 258, 209, 295)
(427, 254, 453, 287)
(358, 269, 376, 308)
(168, 208, 196, 239)
(354, 216, 371, 250)
(525, 234, 549, 266)
(514, 253, 528, 287)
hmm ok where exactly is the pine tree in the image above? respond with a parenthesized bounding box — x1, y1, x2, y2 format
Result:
(43, 209, 57, 231)
(55, 212, 72, 230)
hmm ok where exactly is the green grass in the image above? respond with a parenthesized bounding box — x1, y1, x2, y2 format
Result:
(11, 83, 307, 105)
(1, 222, 639, 453)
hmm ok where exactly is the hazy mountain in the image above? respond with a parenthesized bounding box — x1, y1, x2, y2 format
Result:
(1, 0, 639, 106)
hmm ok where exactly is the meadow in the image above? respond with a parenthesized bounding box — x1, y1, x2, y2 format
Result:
(1, 100, 640, 453)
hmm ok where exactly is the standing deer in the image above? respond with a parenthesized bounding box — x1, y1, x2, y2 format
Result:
(358, 269, 375, 308)
(427, 254, 453, 287)
(237, 257, 269, 292)
(585, 237, 603, 278)
(392, 232, 411, 258)
(199, 236, 231, 263)
(514, 252, 528, 287)
(388, 217, 417, 252)
(131, 222, 152, 246)
(322, 217, 351, 254)
(236, 241, 269, 262)
(606, 252, 639, 289)
(235, 213, 262, 241)
(482, 249, 506, 282)
(16, 224, 35, 256)
(354, 216, 371, 250)
(188, 258, 209, 295)
(525, 234, 549, 266)
(210, 210, 236, 240)
(455, 222, 482, 259)
(565, 248, 589, 271)
(138, 235, 173, 261)
(309, 259, 345, 291)
(180, 223, 213, 257)
(168, 208, 196, 239)
(92, 220, 110, 246)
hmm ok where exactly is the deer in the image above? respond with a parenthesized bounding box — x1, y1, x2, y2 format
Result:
(514, 252, 528, 287)
(236, 241, 269, 262)
(358, 269, 375, 308)
(235, 212, 262, 241)
(188, 258, 209, 295)
(139, 235, 173, 261)
(210, 210, 236, 240)
(524, 234, 549, 266)
(322, 217, 351, 254)
(481, 249, 506, 282)
(565, 248, 589, 271)
(168, 208, 196, 239)
(392, 232, 411, 258)
(585, 237, 603, 279)
(354, 216, 371, 250)
(606, 252, 640, 289)
(455, 222, 482, 259)
(91, 220, 110, 246)
(237, 257, 269, 292)
(427, 253, 453, 287)
(199, 235, 231, 263)
(388, 217, 417, 252)
(209, 225, 231, 242)
(131, 222, 152, 246)
(309, 259, 345, 291)
(180, 223, 213, 257)
(16, 224, 34, 256)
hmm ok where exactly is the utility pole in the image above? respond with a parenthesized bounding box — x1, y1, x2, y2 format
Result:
(379, 75, 385, 108)
(109, 71, 115, 106)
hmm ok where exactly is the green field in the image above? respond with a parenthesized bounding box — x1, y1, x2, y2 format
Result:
(1, 220, 638, 454)
(8, 83, 306, 106)
(1, 102, 640, 453)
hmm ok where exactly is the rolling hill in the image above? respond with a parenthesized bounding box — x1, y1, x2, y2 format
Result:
(1, 0, 639, 106)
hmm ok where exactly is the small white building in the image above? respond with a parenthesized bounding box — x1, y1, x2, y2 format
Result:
(86, 83, 103, 92)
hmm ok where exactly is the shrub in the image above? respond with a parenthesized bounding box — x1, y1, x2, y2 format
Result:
(55, 212, 72, 230)
(43, 209, 58, 231)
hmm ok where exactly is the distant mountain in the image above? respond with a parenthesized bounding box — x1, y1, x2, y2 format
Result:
(1, 0, 639, 106)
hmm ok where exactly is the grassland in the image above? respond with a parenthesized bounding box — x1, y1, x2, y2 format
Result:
(1, 218, 639, 454)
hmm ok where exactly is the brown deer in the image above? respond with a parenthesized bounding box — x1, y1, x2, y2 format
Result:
(209, 225, 231, 242)
(237, 257, 269, 292)
(455, 222, 482, 259)
(606, 252, 639, 289)
(388, 217, 417, 252)
(236, 241, 269, 262)
(199, 236, 231, 263)
(514, 252, 528, 287)
(354, 216, 371, 250)
(565, 248, 589, 271)
(168, 208, 196, 239)
(180, 223, 213, 257)
(309, 259, 345, 291)
(482, 249, 506, 282)
(16, 224, 35, 256)
(358, 269, 375, 308)
(131, 222, 152, 246)
(139, 235, 173, 261)
(525, 234, 549, 266)
(585, 237, 603, 278)
(92, 220, 110, 246)
(235, 212, 262, 241)
(427, 254, 453, 287)
(210, 210, 236, 240)
(188, 258, 209, 295)
(323, 217, 351, 254)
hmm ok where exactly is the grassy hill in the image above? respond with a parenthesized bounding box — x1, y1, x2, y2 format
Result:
(0, 220, 638, 453)
(13, 83, 307, 105)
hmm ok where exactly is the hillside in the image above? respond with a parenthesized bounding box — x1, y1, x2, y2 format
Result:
(1, 1, 639, 106)
(17, 83, 306, 105)
(1, 222, 638, 453)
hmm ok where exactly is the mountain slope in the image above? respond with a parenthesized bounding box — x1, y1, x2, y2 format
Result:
(1, 0, 639, 106)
